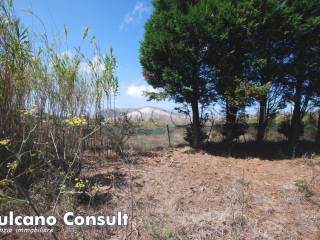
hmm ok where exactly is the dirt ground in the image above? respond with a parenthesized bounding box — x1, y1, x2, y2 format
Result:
(76, 147, 320, 240)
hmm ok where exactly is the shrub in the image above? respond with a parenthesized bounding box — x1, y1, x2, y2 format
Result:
(184, 124, 208, 147)
(221, 121, 249, 142)
(220, 112, 249, 143)
(295, 178, 313, 198)
(104, 113, 135, 156)
(278, 119, 304, 140)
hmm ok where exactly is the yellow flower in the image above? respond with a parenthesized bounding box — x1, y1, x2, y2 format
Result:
(18, 107, 37, 116)
(92, 183, 102, 192)
(26, 108, 37, 115)
(7, 160, 18, 171)
(64, 116, 87, 127)
(0, 139, 10, 146)
(0, 179, 13, 187)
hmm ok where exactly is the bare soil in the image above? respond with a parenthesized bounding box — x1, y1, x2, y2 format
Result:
(78, 147, 320, 240)
(7, 147, 319, 239)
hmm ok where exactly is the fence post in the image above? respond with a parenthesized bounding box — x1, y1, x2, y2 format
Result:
(166, 124, 171, 147)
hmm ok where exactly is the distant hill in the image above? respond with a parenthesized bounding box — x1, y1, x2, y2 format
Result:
(127, 107, 173, 120)
(103, 106, 186, 124)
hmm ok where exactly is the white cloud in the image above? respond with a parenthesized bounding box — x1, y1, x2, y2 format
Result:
(119, 2, 151, 30)
(126, 84, 157, 98)
(134, 2, 151, 16)
(79, 55, 104, 76)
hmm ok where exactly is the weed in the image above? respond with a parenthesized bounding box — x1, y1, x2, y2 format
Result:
(295, 178, 313, 198)
(146, 214, 176, 240)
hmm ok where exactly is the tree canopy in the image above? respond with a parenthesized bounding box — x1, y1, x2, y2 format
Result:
(140, 0, 320, 151)
(140, 0, 216, 148)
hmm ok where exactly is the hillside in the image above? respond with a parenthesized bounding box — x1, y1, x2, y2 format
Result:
(105, 107, 186, 126)
(127, 107, 173, 120)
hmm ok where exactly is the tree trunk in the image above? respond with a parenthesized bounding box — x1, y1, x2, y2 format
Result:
(257, 98, 267, 143)
(289, 73, 303, 156)
(225, 99, 238, 143)
(289, 50, 305, 157)
(316, 110, 320, 143)
(191, 98, 201, 149)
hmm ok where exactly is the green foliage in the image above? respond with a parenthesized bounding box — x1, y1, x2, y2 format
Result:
(141, 0, 320, 147)
(282, 0, 320, 146)
(146, 214, 176, 240)
(277, 120, 291, 140)
(295, 178, 313, 198)
(140, 0, 217, 148)
(278, 119, 304, 140)
(104, 113, 136, 156)
(0, 1, 120, 215)
(141, 0, 215, 104)
(82, 27, 89, 40)
(0, 0, 32, 136)
(184, 124, 208, 147)
(222, 121, 249, 142)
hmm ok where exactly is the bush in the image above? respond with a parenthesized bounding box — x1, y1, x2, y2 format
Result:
(220, 112, 249, 143)
(278, 119, 304, 140)
(104, 113, 135, 156)
(295, 178, 313, 198)
(221, 121, 249, 142)
(184, 124, 208, 147)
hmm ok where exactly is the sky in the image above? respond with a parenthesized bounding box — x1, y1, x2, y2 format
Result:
(13, 0, 177, 111)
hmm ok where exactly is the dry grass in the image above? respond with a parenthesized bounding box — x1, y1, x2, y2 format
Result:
(3, 148, 320, 240)
(59, 147, 320, 240)
(128, 128, 187, 152)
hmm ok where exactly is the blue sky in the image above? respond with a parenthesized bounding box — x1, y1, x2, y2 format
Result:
(13, 0, 177, 110)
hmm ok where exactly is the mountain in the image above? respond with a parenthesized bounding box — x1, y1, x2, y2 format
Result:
(127, 107, 172, 119)
(102, 107, 187, 125)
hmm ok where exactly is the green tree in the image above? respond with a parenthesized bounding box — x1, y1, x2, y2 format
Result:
(140, 0, 215, 148)
(283, 0, 320, 153)
(206, 0, 265, 143)
(245, 0, 289, 143)
(317, 109, 320, 143)
(310, 95, 320, 144)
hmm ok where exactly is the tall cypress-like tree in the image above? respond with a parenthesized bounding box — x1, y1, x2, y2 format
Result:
(141, 0, 320, 149)
(206, 0, 268, 143)
(140, 0, 215, 148)
(284, 0, 320, 152)
(245, 0, 289, 143)
(310, 64, 320, 143)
